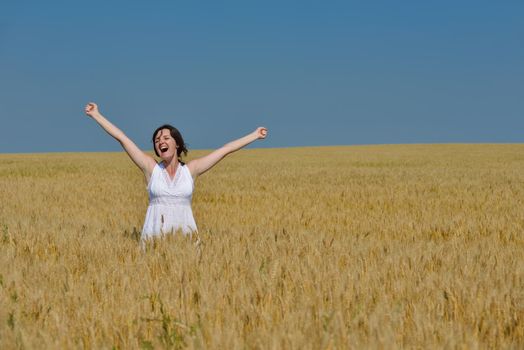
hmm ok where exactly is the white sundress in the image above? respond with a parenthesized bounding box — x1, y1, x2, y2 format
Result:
(141, 162, 197, 239)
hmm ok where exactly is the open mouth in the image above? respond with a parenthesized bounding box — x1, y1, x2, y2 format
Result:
(160, 146, 169, 153)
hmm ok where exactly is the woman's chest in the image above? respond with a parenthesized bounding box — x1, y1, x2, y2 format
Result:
(149, 171, 193, 198)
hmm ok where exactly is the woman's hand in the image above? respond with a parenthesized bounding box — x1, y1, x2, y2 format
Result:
(254, 127, 268, 139)
(85, 102, 100, 118)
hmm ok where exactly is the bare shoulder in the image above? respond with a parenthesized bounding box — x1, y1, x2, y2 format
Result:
(142, 155, 159, 176)
(186, 159, 198, 179)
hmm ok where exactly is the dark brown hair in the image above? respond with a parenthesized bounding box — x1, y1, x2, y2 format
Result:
(152, 124, 188, 158)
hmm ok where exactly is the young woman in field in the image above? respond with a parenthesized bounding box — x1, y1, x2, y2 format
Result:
(84, 102, 267, 240)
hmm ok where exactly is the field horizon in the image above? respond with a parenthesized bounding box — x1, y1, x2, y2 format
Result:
(1, 142, 523, 156)
(1, 144, 523, 349)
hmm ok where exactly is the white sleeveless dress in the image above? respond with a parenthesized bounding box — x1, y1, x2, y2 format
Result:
(141, 162, 197, 239)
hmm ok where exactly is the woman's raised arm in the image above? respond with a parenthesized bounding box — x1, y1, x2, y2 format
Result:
(187, 127, 267, 178)
(85, 102, 157, 177)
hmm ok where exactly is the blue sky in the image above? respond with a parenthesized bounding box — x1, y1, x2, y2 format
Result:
(1, 1, 523, 153)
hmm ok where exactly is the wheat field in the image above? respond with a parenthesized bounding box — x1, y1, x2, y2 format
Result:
(0, 144, 523, 349)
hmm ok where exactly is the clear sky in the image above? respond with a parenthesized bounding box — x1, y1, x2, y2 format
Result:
(1, 0, 523, 153)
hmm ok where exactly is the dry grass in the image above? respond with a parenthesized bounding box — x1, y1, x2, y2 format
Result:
(0, 144, 523, 349)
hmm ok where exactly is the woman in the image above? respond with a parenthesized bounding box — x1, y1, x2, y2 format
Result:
(84, 102, 267, 239)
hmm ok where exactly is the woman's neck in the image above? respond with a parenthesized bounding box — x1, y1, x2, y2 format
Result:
(162, 157, 179, 171)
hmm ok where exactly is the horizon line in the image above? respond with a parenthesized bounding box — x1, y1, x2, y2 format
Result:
(1, 142, 523, 156)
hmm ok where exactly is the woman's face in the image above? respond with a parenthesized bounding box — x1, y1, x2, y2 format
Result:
(154, 129, 178, 159)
